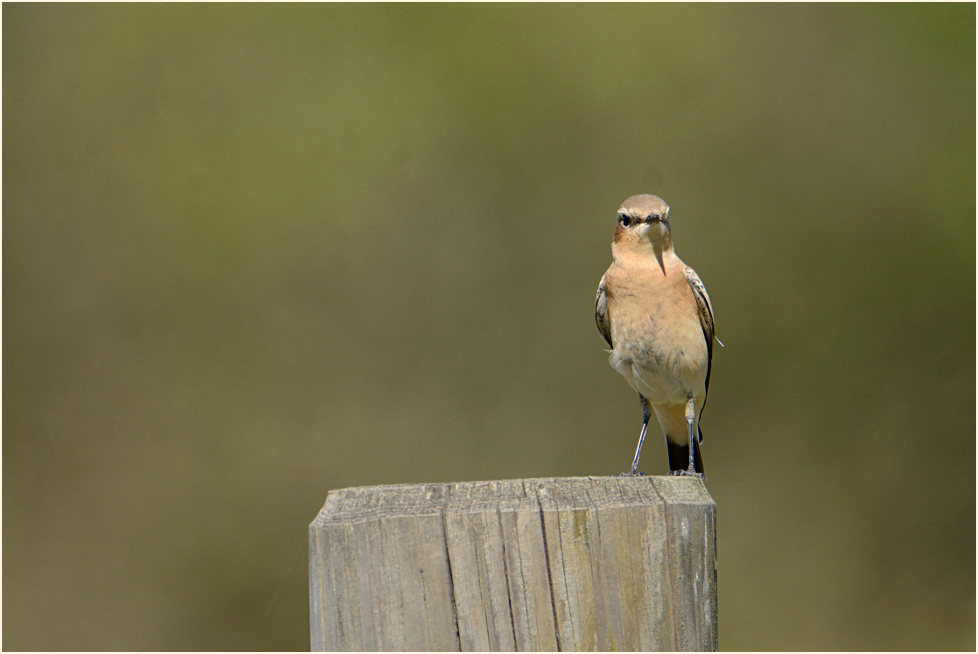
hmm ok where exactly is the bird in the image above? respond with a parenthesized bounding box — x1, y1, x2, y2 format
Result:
(594, 194, 718, 476)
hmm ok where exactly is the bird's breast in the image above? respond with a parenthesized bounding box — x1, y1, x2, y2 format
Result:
(606, 264, 709, 404)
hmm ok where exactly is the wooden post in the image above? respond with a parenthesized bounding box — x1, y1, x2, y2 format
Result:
(309, 476, 717, 651)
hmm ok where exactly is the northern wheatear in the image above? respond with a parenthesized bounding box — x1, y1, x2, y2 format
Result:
(595, 194, 718, 476)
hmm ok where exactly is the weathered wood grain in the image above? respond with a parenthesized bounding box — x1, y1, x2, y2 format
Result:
(309, 476, 717, 651)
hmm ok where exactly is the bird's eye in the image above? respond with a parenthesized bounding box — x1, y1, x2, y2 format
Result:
(618, 214, 632, 227)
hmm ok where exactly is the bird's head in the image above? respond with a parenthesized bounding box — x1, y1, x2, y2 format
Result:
(614, 194, 672, 249)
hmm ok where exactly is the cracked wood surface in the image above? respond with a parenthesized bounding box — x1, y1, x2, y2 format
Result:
(309, 477, 717, 651)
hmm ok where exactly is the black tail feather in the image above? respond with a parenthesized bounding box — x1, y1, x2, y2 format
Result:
(666, 434, 704, 474)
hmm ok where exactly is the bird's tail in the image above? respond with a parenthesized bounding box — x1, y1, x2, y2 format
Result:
(666, 431, 704, 474)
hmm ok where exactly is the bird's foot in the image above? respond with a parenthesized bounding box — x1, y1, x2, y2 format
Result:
(673, 469, 703, 478)
(620, 469, 647, 477)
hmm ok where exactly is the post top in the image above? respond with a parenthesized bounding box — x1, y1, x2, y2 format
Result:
(311, 475, 714, 527)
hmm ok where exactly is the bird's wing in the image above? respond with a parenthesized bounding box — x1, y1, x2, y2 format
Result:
(683, 265, 715, 348)
(684, 265, 716, 438)
(595, 274, 613, 348)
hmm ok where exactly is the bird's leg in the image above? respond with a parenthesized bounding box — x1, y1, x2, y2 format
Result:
(682, 395, 701, 477)
(625, 396, 652, 476)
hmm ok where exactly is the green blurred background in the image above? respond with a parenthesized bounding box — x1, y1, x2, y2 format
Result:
(3, 3, 974, 650)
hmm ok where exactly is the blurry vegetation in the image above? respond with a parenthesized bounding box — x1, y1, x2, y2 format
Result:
(3, 4, 974, 650)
